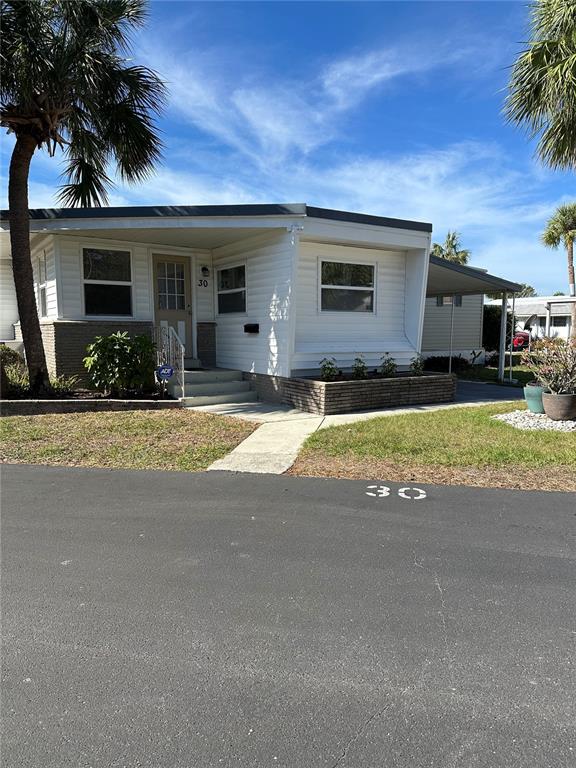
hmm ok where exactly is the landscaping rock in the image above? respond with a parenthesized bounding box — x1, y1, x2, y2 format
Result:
(492, 410, 576, 432)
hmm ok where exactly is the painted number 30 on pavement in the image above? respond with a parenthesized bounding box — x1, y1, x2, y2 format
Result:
(366, 485, 427, 500)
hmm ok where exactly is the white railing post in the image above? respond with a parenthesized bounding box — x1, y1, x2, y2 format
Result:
(152, 326, 186, 400)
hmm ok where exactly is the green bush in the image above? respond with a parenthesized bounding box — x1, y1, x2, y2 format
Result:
(409, 355, 425, 376)
(352, 354, 368, 380)
(0, 344, 24, 368)
(483, 305, 514, 351)
(83, 332, 156, 395)
(1, 359, 78, 398)
(319, 356, 338, 382)
(423, 355, 470, 373)
(379, 353, 397, 378)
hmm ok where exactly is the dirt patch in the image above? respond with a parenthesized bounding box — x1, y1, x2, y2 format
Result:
(288, 453, 576, 493)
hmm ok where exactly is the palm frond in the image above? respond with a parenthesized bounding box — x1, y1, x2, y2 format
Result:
(506, 0, 576, 170)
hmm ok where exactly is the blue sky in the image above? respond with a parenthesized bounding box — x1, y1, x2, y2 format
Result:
(1, 0, 574, 294)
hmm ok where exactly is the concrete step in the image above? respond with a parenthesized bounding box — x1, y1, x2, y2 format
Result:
(183, 369, 243, 383)
(181, 391, 258, 407)
(183, 381, 252, 397)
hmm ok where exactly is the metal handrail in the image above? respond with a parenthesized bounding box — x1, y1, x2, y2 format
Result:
(153, 326, 185, 399)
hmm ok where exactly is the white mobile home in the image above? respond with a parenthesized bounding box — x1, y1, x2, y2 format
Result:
(1, 204, 520, 400)
(486, 295, 574, 341)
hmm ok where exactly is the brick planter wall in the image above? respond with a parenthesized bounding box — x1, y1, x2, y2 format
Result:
(244, 372, 456, 415)
(1, 398, 179, 417)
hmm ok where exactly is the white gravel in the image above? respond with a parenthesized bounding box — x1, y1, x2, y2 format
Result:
(492, 410, 576, 432)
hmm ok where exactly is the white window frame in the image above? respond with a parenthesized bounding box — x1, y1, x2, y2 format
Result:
(37, 250, 48, 317)
(551, 316, 567, 327)
(216, 262, 247, 316)
(81, 244, 134, 319)
(437, 295, 462, 307)
(318, 258, 376, 314)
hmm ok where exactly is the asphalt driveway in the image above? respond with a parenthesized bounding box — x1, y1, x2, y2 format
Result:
(2, 465, 575, 767)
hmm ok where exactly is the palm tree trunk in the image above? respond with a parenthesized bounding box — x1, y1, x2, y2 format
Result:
(568, 241, 576, 341)
(8, 134, 51, 394)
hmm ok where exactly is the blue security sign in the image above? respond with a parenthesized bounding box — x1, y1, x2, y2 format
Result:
(156, 365, 174, 381)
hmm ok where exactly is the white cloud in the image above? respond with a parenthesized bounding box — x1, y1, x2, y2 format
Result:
(321, 46, 458, 110)
(142, 37, 462, 167)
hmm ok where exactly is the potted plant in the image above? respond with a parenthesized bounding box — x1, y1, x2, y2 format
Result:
(520, 347, 545, 413)
(523, 380, 546, 413)
(522, 339, 576, 421)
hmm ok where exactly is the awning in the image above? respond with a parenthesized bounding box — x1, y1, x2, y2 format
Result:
(427, 256, 522, 296)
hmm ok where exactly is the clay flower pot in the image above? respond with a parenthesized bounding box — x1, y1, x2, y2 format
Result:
(542, 392, 576, 421)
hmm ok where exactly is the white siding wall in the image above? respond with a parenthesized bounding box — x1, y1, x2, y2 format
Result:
(31, 237, 58, 318)
(292, 242, 415, 372)
(194, 252, 214, 321)
(212, 231, 294, 375)
(0, 258, 18, 339)
(421, 294, 483, 356)
(56, 235, 153, 320)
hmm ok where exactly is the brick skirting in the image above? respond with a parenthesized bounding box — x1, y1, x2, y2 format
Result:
(244, 372, 456, 415)
(197, 322, 216, 367)
(16, 320, 154, 381)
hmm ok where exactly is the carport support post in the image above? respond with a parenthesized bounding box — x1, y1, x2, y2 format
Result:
(498, 291, 508, 382)
(448, 297, 456, 373)
(509, 293, 516, 383)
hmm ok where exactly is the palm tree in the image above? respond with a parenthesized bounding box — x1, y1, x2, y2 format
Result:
(430, 231, 471, 265)
(541, 203, 576, 339)
(1, 0, 165, 393)
(506, 0, 576, 170)
(517, 283, 538, 297)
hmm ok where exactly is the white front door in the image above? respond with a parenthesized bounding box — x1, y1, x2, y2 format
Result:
(153, 255, 192, 354)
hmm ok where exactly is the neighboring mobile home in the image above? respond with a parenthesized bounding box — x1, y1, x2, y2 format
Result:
(0, 204, 520, 394)
(486, 295, 574, 342)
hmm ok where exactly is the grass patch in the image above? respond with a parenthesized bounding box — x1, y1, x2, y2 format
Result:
(290, 403, 576, 492)
(0, 410, 256, 472)
(460, 365, 533, 387)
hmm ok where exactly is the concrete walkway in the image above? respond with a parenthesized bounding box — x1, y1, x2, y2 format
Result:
(195, 379, 524, 474)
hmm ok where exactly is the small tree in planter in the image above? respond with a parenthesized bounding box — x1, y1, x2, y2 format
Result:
(352, 354, 368, 380)
(319, 357, 338, 382)
(380, 353, 397, 378)
(409, 355, 425, 376)
(522, 339, 576, 420)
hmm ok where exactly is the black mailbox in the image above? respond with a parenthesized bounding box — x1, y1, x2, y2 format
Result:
(244, 323, 259, 334)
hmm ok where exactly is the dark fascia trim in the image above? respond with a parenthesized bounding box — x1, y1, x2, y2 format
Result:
(429, 255, 522, 293)
(0, 202, 433, 233)
(305, 206, 432, 232)
(0, 203, 307, 221)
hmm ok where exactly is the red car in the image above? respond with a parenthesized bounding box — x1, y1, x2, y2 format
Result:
(513, 330, 530, 350)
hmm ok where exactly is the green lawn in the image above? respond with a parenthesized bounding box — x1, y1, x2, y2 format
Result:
(460, 364, 533, 387)
(0, 410, 256, 472)
(291, 403, 576, 492)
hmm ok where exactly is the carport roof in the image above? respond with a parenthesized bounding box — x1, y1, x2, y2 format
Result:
(427, 256, 522, 296)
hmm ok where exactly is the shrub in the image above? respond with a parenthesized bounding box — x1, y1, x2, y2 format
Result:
(0, 345, 25, 397)
(2, 362, 79, 398)
(352, 354, 368, 380)
(319, 357, 338, 382)
(84, 332, 156, 396)
(409, 355, 425, 376)
(423, 355, 470, 373)
(483, 305, 514, 351)
(521, 338, 576, 393)
(379, 353, 397, 378)
(0, 344, 24, 368)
